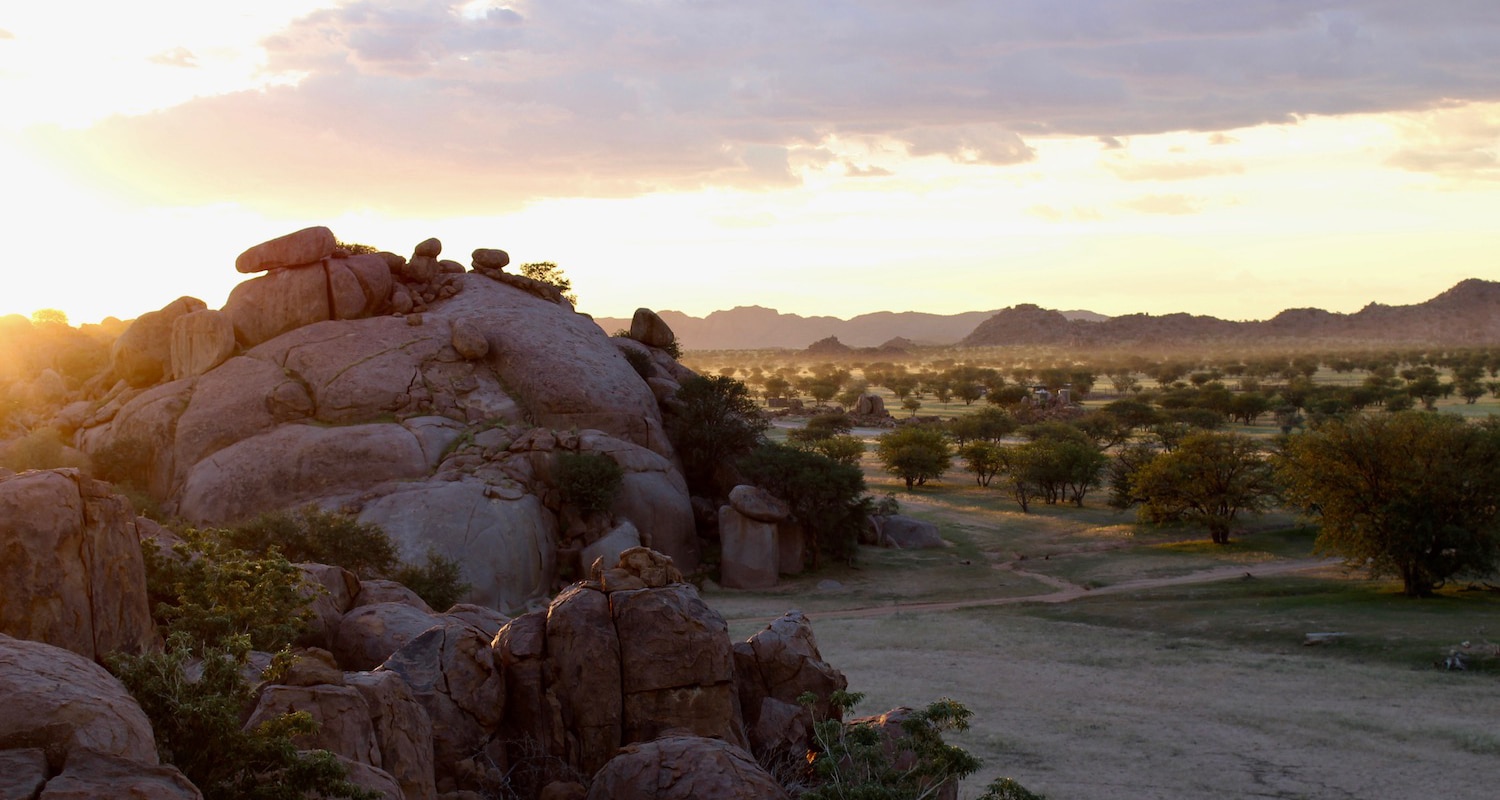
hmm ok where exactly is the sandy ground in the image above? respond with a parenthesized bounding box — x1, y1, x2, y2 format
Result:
(751, 597, 1500, 800)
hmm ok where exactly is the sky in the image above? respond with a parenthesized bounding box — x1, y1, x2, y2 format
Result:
(2, 1, 1498, 326)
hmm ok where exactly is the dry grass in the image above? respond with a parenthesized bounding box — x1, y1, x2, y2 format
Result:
(706, 472, 1500, 799)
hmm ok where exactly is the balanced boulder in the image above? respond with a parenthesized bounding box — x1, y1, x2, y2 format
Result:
(235, 226, 336, 274)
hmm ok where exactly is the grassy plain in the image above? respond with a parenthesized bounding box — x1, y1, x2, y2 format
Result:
(703, 399, 1500, 799)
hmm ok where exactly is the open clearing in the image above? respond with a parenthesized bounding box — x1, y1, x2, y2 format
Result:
(705, 487, 1500, 799)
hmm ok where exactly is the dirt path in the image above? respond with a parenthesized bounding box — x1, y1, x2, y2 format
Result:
(792, 557, 1337, 621)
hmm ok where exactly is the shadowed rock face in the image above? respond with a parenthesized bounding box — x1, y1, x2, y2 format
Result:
(0, 634, 159, 766)
(0, 470, 157, 662)
(584, 734, 789, 800)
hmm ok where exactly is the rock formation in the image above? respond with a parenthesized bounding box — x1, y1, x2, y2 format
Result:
(71, 227, 702, 612)
(0, 469, 157, 662)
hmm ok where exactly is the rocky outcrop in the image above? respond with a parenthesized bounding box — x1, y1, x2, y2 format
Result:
(734, 611, 848, 760)
(854, 392, 888, 416)
(81, 227, 700, 609)
(719, 506, 779, 590)
(33, 749, 203, 800)
(584, 734, 788, 800)
(111, 297, 208, 388)
(0, 634, 158, 765)
(377, 620, 506, 791)
(491, 550, 744, 794)
(0, 470, 156, 662)
(246, 684, 382, 767)
(344, 670, 438, 800)
(169, 310, 236, 380)
(720, 485, 798, 589)
(332, 603, 441, 672)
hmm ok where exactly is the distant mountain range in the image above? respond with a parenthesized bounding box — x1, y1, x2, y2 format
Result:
(960, 279, 1500, 348)
(593, 279, 1498, 351)
(591, 307, 1105, 350)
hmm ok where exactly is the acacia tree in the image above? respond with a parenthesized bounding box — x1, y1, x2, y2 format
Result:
(876, 426, 952, 489)
(1131, 430, 1277, 544)
(958, 441, 1005, 487)
(1277, 412, 1500, 597)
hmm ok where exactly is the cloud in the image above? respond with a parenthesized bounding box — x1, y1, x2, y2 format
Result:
(1385, 103, 1500, 181)
(1098, 136, 1126, 150)
(1107, 160, 1247, 181)
(1209, 132, 1238, 145)
(899, 125, 1037, 166)
(845, 162, 893, 178)
(0, 28, 14, 40)
(43, 0, 1500, 213)
(1122, 194, 1204, 215)
(148, 47, 199, 68)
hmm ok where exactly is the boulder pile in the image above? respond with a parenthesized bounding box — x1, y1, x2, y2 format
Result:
(60, 226, 700, 610)
(0, 508, 851, 799)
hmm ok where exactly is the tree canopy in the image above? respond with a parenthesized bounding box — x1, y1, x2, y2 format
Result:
(1131, 430, 1277, 544)
(876, 426, 952, 489)
(1277, 411, 1500, 596)
(667, 374, 769, 495)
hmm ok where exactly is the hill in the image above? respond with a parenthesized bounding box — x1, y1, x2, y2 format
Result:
(592, 306, 1104, 350)
(960, 279, 1500, 348)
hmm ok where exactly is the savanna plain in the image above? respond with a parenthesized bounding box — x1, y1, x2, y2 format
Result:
(692, 349, 1500, 800)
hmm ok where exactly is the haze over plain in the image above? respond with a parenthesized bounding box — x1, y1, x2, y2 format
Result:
(3, 1, 1498, 324)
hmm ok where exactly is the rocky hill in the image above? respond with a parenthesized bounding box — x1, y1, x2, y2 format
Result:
(0, 226, 964, 800)
(15, 227, 702, 611)
(592, 306, 1006, 350)
(960, 279, 1500, 348)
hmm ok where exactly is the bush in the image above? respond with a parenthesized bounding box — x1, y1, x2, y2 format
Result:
(667, 375, 769, 495)
(392, 551, 473, 612)
(91, 435, 154, 490)
(143, 528, 311, 652)
(798, 434, 867, 466)
(1, 426, 86, 471)
(621, 347, 653, 379)
(127, 529, 380, 799)
(224, 507, 398, 578)
(797, 690, 986, 800)
(739, 443, 870, 568)
(110, 634, 377, 800)
(555, 451, 625, 515)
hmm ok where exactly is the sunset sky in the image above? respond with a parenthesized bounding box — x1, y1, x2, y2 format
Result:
(3, 1, 1498, 326)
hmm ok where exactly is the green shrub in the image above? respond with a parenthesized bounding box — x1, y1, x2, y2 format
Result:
(225, 507, 398, 578)
(798, 434, 867, 466)
(1, 426, 86, 471)
(621, 347, 653, 379)
(144, 528, 311, 652)
(739, 443, 870, 568)
(109, 634, 377, 800)
(392, 551, 473, 612)
(92, 435, 154, 489)
(797, 690, 987, 800)
(668, 375, 770, 495)
(555, 451, 625, 515)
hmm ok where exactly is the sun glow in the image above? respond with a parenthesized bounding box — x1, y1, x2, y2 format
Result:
(2, 3, 1497, 326)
